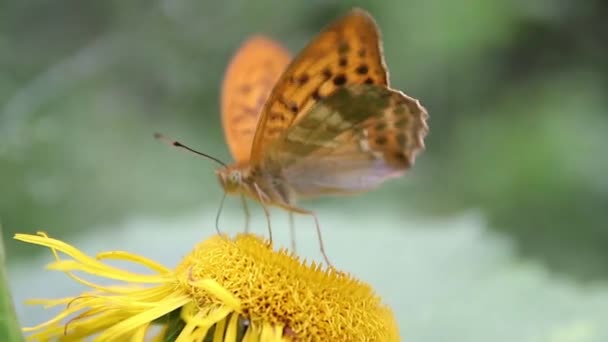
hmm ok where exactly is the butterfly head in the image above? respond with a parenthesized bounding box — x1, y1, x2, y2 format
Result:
(216, 165, 247, 194)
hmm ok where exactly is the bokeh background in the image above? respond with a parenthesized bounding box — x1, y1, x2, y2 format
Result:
(2, 0, 608, 341)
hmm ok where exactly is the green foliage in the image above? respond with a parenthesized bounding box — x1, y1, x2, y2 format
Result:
(0, 230, 24, 342)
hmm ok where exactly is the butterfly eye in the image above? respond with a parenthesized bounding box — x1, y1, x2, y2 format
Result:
(230, 171, 241, 184)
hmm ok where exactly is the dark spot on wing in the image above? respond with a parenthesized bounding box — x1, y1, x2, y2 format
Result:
(333, 74, 347, 86)
(375, 136, 387, 145)
(364, 77, 374, 84)
(289, 103, 299, 113)
(278, 96, 299, 113)
(297, 74, 309, 85)
(356, 64, 369, 75)
(338, 57, 348, 67)
(322, 68, 333, 79)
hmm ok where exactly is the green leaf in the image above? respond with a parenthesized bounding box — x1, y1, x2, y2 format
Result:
(0, 227, 25, 342)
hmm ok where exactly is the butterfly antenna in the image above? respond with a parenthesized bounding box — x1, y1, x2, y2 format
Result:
(215, 191, 227, 235)
(154, 133, 227, 167)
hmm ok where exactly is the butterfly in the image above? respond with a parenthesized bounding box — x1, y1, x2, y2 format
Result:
(159, 8, 428, 266)
(217, 8, 428, 264)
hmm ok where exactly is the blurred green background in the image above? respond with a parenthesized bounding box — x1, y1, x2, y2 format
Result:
(2, 0, 608, 340)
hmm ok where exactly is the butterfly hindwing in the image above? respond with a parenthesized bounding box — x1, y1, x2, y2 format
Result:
(249, 9, 388, 163)
(266, 85, 428, 196)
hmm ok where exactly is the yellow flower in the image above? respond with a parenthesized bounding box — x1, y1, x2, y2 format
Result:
(15, 232, 399, 341)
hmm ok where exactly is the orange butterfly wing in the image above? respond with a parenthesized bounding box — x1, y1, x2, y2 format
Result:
(249, 8, 388, 163)
(221, 36, 291, 163)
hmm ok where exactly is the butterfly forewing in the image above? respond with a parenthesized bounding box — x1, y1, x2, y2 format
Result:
(249, 9, 388, 163)
(221, 36, 291, 163)
(267, 85, 428, 197)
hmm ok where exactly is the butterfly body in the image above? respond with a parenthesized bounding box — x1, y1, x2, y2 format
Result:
(216, 163, 298, 212)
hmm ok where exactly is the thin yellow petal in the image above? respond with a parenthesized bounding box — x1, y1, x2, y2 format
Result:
(131, 322, 150, 342)
(177, 306, 234, 342)
(96, 251, 171, 274)
(242, 327, 256, 342)
(25, 297, 72, 308)
(22, 302, 87, 332)
(223, 312, 240, 342)
(190, 278, 240, 309)
(176, 310, 206, 342)
(191, 327, 208, 342)
(175, 319, 198, 342)
(98, 294, 191, 341)
(198, 307, 234, 331)
(213, 315, 227, 342)
(48, 259, 170, 283)
(15, 233, 102, 264)
(16, 233, 169, 283)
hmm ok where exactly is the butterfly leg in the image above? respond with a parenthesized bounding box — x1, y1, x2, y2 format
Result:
(241, 194, 250, 233)
(306, 210, 332, 268)
(215, 191, 227, 236)
(253, 183, 273, 244)
(289, 211, 297, 252)
(284, 205, 332, 268)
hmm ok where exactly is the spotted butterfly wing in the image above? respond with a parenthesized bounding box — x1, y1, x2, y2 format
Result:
(249, 8, 388, 163)
(221, 36, 291, 163)
(266, 84, 428, 197)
